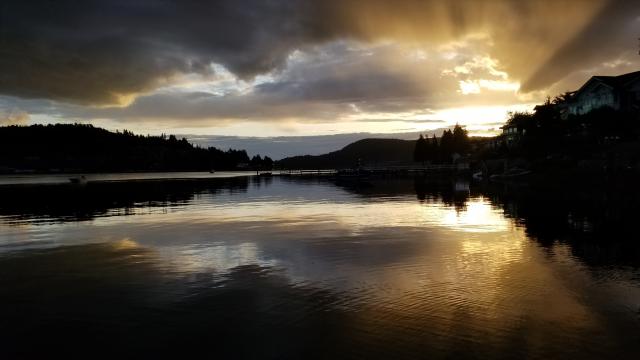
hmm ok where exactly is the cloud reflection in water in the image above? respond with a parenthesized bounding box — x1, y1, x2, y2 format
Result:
(1, 177, 639, 358)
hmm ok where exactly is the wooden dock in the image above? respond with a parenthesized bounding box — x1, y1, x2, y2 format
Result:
(258, 164, 467, 178)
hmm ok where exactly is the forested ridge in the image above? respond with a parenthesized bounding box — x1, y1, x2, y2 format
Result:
(0, 124, 272, 173)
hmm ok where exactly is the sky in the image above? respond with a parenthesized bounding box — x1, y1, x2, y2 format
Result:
(1, 0, 640, 156)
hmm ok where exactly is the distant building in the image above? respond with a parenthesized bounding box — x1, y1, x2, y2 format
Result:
(567, 70, 640, 116)
(500, 122, 526, 148)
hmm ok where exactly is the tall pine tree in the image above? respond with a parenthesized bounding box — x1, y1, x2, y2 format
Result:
(440, 130, 454, 163)
(414, 134, 427, 164)
(452, 124, 470, 154)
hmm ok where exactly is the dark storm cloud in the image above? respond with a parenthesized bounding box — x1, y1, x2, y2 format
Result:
(250, 42, 435, 110)
(1, 0, 638, 107)
(253, 72, 420, 104)
(59, 41, 451, 122)
(0, 0, 327, 104)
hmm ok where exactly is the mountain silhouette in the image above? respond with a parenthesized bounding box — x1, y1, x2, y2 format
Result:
(277, 138, 416, 169)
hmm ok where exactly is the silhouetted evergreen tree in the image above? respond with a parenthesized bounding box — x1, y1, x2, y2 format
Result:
(263, 156, 274, 170)
(440, 129, 454, 162)
(250, 155, 263, 167)
(451, 124, 470, 154)
(422, 134, 432, 163)
(430, 135, 439, 162)
(414, 134, 427, 163)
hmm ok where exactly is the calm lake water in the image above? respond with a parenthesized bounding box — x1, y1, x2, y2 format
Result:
(1, 175, 639, 359)
(0, 170, 255, 185)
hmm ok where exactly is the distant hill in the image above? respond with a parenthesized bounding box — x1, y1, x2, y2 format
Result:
(185, 130, 446, 160)
(0, 124, 261, 173)
(276, 138, 416, 169)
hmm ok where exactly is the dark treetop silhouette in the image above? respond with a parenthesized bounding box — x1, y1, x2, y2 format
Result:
(0, 124, 273, 173)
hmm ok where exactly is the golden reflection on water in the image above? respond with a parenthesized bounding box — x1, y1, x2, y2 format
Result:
(1, 179, 640, 358)
(81, 195, 511, 235)
(379, 235, 596, 340)
(110, 238, 140, 250)
(436, 198, 511, 232)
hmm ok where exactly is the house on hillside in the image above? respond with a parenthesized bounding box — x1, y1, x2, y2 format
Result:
(567, 70, 640, 116)
(482, 124, 526, 150)
(500, 123, 526, 148)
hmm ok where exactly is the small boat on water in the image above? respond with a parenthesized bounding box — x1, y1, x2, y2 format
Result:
(69, 175, 88, 185)
(259, 172, 273, 177)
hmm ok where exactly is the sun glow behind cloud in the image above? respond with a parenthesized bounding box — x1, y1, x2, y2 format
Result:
(2, 0, 640, 141)
(427, 104, 536, 136)
(25, 37, 544, 137)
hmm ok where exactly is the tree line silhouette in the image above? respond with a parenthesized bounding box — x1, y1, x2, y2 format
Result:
(412, 94, 640, 175)
(413, 124, 470, 164)
(0, 124, 274, 173)
(480, 95, 640, 174)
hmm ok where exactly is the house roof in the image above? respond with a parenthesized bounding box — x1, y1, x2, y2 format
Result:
(575, 70, 640, 95)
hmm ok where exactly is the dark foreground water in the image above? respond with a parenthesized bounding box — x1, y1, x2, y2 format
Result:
(1, 175, 639, 359)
